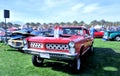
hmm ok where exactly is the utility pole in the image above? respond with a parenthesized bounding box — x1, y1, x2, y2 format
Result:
(4, 9, 10, 44)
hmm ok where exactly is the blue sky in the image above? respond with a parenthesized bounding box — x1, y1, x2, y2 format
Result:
(0, 0, 120, 24)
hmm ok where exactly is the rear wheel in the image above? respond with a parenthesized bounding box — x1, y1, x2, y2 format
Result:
(32, 55, 44, 67)
(115, 36, 120, 41)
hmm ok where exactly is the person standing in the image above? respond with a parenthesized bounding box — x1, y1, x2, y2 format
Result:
(90, 26, 95, 37)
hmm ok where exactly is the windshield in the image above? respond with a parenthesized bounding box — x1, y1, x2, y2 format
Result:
(62, 28, 83, 35)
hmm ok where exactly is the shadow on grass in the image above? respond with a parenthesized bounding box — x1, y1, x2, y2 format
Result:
(41, 47, 120, 76)
(7, 47, 24, 53)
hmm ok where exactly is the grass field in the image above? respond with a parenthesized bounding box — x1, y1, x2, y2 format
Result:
(0, 39, 120, 76)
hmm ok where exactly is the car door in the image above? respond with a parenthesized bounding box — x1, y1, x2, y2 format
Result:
(83, 29, 91, 51)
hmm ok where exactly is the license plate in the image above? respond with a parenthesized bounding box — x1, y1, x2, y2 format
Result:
(40, 53, 50, 58)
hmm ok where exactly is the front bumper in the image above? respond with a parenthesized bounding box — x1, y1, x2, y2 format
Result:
(23, 48, 78, 60)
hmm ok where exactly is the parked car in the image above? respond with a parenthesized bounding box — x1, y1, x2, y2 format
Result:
(23, 26, 94, 71)
(0, 28, 12, 43)
(94, 30, 104, 38)
(8, 29, 39, 51)
(103, 30, 120, 41)
(8, 29, 53, 51)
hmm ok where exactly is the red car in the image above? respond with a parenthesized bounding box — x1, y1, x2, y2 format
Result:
(23, 26, 94, 71)
(94, 30, 104, 38)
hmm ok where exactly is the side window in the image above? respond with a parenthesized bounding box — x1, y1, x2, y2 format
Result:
(84, 29, 90, 37)
(83, 29, 87, 34)
(86, 29, 90, 35)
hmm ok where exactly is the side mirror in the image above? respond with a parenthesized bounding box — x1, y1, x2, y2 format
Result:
(84, 34, 89, 37)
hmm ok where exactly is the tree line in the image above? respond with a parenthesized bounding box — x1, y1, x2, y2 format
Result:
(0, 19, 120, 29)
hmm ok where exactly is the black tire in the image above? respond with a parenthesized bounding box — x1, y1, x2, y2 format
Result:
(32, 55, 44, 67)
(18, 48, 24, 53)
(115, 36, 120, 41)
(70, 57, 81, 72)
(89, 44, 94, 52)
(88, 44, 94, 56)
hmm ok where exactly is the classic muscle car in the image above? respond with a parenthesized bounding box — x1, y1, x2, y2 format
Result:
(103, 30, 120, 41)
(8, 29, 39, 51)
(8, 29, 52, 51)
(23, 26, 94, 71)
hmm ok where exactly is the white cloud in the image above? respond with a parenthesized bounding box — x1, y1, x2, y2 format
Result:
(44, 0, 69, 8)
(0, 10, 5, 22)
(1, 0, 120, 24)
(83, 4, 100, 13)
(71, 3, 84, 11)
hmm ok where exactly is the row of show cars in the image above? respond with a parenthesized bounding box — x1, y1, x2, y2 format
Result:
(103, 30, 120, 41)
(1, 26, 120, 72)
(1, 26, 94, 72)
(94, 29, 120, 41)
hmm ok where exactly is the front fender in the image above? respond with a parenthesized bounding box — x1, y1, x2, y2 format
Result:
(110, 33, 120, 39)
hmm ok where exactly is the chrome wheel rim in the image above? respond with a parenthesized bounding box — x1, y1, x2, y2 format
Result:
(77, 58, 81, 70)
(116, 36, 120, 41)
(36, 57, 42, 63)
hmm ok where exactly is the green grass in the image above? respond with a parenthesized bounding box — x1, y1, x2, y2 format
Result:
(0, 39, 120, 76)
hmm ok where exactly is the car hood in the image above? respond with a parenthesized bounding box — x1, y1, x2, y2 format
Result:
(10, 35, 24, 39)
(27, 35, 84, 43)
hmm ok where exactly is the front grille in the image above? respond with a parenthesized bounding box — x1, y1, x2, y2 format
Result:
(30, 42, 43, 48)
(49, 53, 66, 57)
(46, 43, 69, 50)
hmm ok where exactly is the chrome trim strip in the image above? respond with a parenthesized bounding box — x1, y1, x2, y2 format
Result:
(81, 47, 90, 55)
(23, 48, 77, 56)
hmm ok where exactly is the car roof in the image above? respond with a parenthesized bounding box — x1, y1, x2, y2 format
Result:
(61, 26, 87, 29)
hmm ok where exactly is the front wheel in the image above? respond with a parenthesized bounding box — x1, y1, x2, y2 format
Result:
(115, 36, 120, 41)
(70, 57, 81, 72)
(32, 55, 44, 67)
(17, 48, 24, 53)
(89, 45, 94, 52)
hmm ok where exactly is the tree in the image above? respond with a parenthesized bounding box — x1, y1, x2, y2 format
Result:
(26, 22, 30, 26)
(31, 22, 36, 27)
(73, 20, 78, 26)
(48, 23, 53, 26)
(0, 22, 5, 28)
(54, 22, 59, 26)
(14, 24, 21, 28)
(79, 21, 85, 26)
(66, 22, 71, 26)
(90, 20, 98, 26)
(36, 22, 41, 26)
(60, 22, 65, 26)
(7, 22, 13, 28)
(99, 19, 106, 26)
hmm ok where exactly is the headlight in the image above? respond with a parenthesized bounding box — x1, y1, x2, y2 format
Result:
(23, 39, 27, 44)
(23, 39, 28, 49)
(8, 39, 12, 45)
(69, 41, 75, 47)
(69, 48, 75, 54)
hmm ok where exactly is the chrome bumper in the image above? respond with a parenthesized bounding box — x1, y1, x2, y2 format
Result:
(23, 48, 77, 60)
